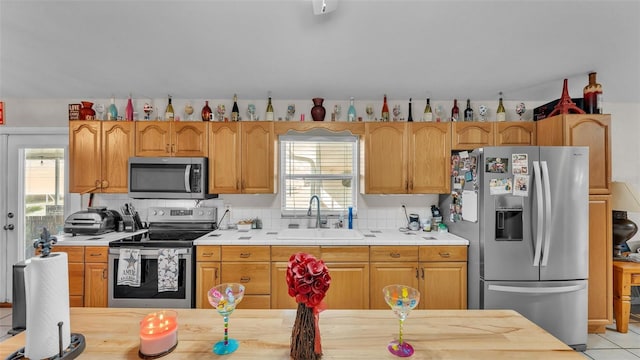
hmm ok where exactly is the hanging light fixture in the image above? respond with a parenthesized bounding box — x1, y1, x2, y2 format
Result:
(312, 0, 338, 15)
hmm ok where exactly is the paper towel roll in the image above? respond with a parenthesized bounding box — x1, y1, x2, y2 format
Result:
(24, 252, 71, 359)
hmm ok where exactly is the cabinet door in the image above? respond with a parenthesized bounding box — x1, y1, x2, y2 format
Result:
(588, 195, 612, 333)
(84, 262, 108, 307)
(451, 122, 494, 150)
(370, 262, 419, 309)
(564, 115, 611, 195)
(363, 123, 407, 194)
(494, 122, 536, 146)
(69, 120, 102, 193)
(101, 122, 135, 193)
(270, 262, 298, 309)
(51, 246, 85, 306)
(173, 122, 208, 157)
(409, 123, 451, 194)
(209, 122, 241, 193)
(322, 262, 370, 309)
(420, 262, 467, 309)
(195, 261, 220, 309)
(135, 121, 172, 156)
(241, 122, 275, 193)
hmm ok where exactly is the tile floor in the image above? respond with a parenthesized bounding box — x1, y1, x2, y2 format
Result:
(2, 307, 640, 357)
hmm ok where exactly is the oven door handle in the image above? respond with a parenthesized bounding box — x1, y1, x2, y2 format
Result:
(114, 248, 190, 257)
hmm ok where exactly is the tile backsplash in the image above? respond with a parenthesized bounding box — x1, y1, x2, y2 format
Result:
(83, 193, 441, 230)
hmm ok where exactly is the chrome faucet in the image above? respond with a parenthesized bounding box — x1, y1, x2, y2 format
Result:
(307, 195, 321, 229)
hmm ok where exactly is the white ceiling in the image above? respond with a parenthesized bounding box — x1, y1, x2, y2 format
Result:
(1, 0, 639, 103)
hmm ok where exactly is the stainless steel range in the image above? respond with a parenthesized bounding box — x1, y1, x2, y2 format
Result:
(108, 206, 217, 308)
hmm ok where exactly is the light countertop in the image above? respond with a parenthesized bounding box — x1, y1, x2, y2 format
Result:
(53, 230, 148, 246)
(194, 228, 469, 246)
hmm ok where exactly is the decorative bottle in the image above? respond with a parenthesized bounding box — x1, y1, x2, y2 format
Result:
(583, 72, 603, 114)
(231, 94, 240, 121)
(407, 98, 413, 122)
(164, 95, 174, 121)
(125, 94, 134, 121)
(451, 99, 459, 122)
(266, 96, 274, 121)
(311, 98, 326, 121)
(201, 101, 212, 121)
(107, 96, 118, 120)
(423, 98, 433, 122)
(496, 96, 506, 121)
(464, 99, 473, 121)
(347, 97, 356, 122)
(381, 94, 390, 122)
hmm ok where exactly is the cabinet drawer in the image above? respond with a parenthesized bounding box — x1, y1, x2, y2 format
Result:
(370, 246, 419, 262)
(221, 262, 270, 294)
(237, 295, 271, 309)
(222, 246, 270, 261)
(197, 245, 221, 261)
(52, 246, 84, 262)
(85, 246, 108, 262)
(321, 246, 369, 262)
(419, 246, 467, 262)
(631, 274, 640, 286)
(271, 246, 321, 261)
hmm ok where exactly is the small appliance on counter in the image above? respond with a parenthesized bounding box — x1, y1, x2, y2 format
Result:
(63, 206, 122, 236)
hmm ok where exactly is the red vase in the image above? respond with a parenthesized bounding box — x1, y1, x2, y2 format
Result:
(201, 101, 212, 121)
(311, 98, 325, 121)
(79, 101, 96, 120)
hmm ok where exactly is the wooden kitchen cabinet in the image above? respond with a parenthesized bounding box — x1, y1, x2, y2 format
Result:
(321, 246, 370, 309)
(195, 245, 221, 309)
(419, 246, 467, 309)
(83, 246, 109, 307)
(209, 122, 275, 194)
(451, 122, 494, 150)
(69, 120, 134, 193)
(221, 246, 271, 309)
(587, 195, 613, 333)
(369, 246, 419, 309)
(494, 122, 536, 146)
(135, 121, 208, 157)
(49, 246, 85, 307)
(363, 123, 450, 194)
(536, 114, 611, 195)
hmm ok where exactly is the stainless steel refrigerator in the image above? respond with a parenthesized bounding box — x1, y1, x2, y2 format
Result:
(441, 146, 589, 351)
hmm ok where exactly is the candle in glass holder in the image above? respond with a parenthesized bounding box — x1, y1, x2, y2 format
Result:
(139, 310, 178, 357)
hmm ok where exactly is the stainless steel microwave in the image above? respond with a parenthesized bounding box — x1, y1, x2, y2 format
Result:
(128, 157, 213, 199)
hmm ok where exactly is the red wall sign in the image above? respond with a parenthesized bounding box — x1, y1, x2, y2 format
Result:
(0, 102, 4, 125)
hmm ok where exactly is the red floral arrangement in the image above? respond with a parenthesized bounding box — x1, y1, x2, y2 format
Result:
(287, 252, 331, 360)
(286, 252, 331, 307)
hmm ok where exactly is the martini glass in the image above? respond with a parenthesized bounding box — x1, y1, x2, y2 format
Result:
(208, 283, 245, 355)
(383, 284, 420, 357)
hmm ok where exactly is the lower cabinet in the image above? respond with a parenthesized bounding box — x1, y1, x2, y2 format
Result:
(588, 195, 613, 333)
(59, 246, 85, 307)
(197, 244, 467, 310)
(195, 245, 221, 309)
(84, 246, 109, 307)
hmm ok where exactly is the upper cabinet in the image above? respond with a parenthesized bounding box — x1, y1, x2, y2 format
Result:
(362, 122, 451, 194)
(135, 121, 208, 157)
(69, 120, 134, 193)
(209, 122, 275, 194)
(536, 114, 611, 194)
(452, 121, 537, 150)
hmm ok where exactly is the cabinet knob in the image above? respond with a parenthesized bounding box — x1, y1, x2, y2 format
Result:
(439, 252, 451, 258)
(240, 276, 251, 283)
(389, 252, 401, 258)
(202, 252, 214, 257)
(165, 144, 170, 153)
(239, 252, 251, 258)
(101, 180, 109, 189)
(90, 253, 102, 257)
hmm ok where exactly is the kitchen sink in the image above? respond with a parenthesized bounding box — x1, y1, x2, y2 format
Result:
(276, 228, 364, 240)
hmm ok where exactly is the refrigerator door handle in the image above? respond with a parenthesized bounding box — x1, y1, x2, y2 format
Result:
(488, 283, 586, 295)
(540, 161, 552, 267)
(532, 161, 544, 267)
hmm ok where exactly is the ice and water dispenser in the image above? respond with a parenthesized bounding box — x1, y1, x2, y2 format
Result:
(494, 197, 523, 241)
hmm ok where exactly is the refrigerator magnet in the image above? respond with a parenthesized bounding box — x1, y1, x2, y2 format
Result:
(513, 174, 530, 197)
(512, 154, 528, 175)
(485, 157, 508, 173)
(489, 177, 513, 195)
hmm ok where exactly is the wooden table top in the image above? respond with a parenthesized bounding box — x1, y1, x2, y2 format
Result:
(0, 308, 582, 359)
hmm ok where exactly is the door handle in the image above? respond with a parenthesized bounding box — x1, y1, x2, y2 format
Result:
(3, 224, 14, 230)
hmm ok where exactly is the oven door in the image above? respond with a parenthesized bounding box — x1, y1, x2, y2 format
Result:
(108, 248, 194, 308)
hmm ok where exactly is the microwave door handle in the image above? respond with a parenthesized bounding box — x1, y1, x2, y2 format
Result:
(532, 161, 543, 267)
(184, 164, 192, 193)
(540, 161, 552, 267)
